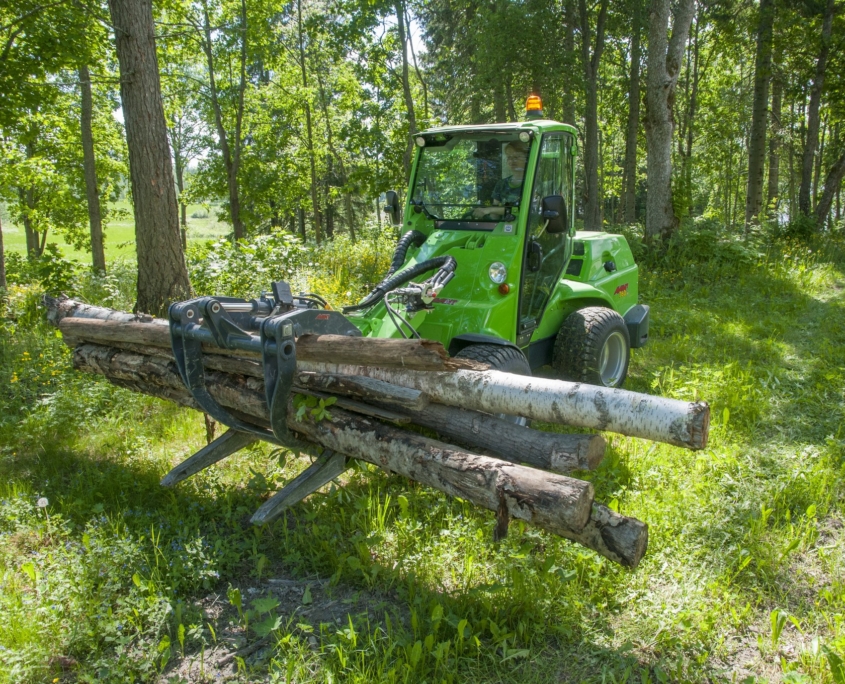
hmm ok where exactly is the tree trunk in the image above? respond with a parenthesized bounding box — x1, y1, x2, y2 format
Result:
(506, 77, 518, 122)
(406, 6, 429, 124)
(0, 212, 6, 290)
(324, 198, 334, 239)
(171, 113, 188, 251)
(108, 0, 190, 316)
(563, 0, 577, 126)
(622, 0, 642, 224)
(20, 141, 46, 258)
(767, 69, 782, 215)
(298, 207, 306, 241)
(815, 149, 845, 225)
(814, 117, 826, 208)
(678, 14, 700, 219)
(644, 0, 695, 246)
(396, 0, 417, 183)
(294, 370, 606, 472)
(201, 0, 247, 242)
(744, 0, 774, 228)
(579, 0, 608, 230)
(79, 65, 106, 273)
(297, 0, 322, 244)
(344, 194, 357, 241)
(799, 0, 835, 217)
(19, 182, 42, 258)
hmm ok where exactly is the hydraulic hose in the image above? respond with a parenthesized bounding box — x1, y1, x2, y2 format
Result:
(387, 230, 427, 278)
(343, 256, 457, 312)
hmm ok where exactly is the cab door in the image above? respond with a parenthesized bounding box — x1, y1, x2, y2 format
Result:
(517, 132, 574, 347)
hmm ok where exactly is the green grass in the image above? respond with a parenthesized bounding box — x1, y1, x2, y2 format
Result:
(0, 233, 844, 682)
(1, 200, 231, 262)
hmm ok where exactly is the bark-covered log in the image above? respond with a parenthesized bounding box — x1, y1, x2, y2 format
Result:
(300, 363, 710, 450)
(292, 406, 595, 539)
(71, 344, 606, 543)
(388, 401, 604, 473)
(294, 371, 429, 411)
(51, 302, 476, 371)
(561, 504, 648, 568)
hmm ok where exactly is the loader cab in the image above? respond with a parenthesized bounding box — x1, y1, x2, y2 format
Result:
(396, 121, 577, 349)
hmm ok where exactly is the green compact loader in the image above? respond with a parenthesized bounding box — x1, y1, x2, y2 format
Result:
(345, 97, 649, 388)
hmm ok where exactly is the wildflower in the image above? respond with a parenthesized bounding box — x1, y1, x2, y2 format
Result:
(37, 497, 49, 508)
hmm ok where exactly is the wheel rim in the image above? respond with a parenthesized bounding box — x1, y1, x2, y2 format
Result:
(599, 331, 627, 386)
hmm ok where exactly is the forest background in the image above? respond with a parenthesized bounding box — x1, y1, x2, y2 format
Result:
(1, 0, 845, 681)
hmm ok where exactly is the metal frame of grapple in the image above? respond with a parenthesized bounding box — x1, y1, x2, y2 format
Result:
(162, 282, 359, 525)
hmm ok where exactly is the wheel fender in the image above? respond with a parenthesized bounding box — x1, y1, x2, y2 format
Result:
(448, 334, 522, 357)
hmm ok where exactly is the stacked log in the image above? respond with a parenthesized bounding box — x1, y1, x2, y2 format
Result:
(44, 296, 710, 568)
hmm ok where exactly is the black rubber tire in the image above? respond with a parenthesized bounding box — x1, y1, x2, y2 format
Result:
(455, 343, 532, 375)
(553, 307, 631, 388)
(455, 344, 531, 425)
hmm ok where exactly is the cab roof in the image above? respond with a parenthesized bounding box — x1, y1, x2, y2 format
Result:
(417, 120, 578, 137)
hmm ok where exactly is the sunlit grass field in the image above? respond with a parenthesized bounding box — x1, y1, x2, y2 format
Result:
(1, 200, 231, 261)
(0, 228, 843, 682)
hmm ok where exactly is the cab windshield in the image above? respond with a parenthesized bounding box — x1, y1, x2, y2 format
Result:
(412, 133, 529, 222)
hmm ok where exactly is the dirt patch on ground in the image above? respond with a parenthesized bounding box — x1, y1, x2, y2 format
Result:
(159, 571, 407, 682)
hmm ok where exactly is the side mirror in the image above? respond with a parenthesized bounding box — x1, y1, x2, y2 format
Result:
(383, 190, 401, 226)
(541, 195, 568, 234)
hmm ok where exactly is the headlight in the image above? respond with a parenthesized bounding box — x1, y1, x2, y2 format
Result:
(489, 262, 507, 284)
(519, 131, 531, 143)
(415, 136, 426, 147)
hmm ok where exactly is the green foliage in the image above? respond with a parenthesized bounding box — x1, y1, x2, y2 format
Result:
(186, 222, 394, 306)
(186, 232, 308, 298)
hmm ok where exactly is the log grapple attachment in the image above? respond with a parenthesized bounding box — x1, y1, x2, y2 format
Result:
(167, 282, 361, 520)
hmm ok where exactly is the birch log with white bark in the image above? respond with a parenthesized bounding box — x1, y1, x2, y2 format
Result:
(300, 363, 709, 450)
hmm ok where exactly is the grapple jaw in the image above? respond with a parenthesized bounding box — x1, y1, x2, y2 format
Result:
(164, 282, 360, 522)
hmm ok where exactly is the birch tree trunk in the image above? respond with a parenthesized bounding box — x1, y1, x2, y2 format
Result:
(644, 0, 695, 246)
(200, 0, 247, 242)
(79, 64, 106, 273)
(172, 122, 187, 251)
(744, 0, 774, 228)
(622, 0, 642, 224)
(297, 0, 322, 243)
(579, 0, 609, 231)
(396, 0, 417, 183)
(798, 0, 835, 218)
(767, 69, 783, 215)
(108, 0, 191, 316)
(0, 212, 6, 290)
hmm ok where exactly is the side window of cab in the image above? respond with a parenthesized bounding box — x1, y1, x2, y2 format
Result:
(518, 133, 574, 336)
